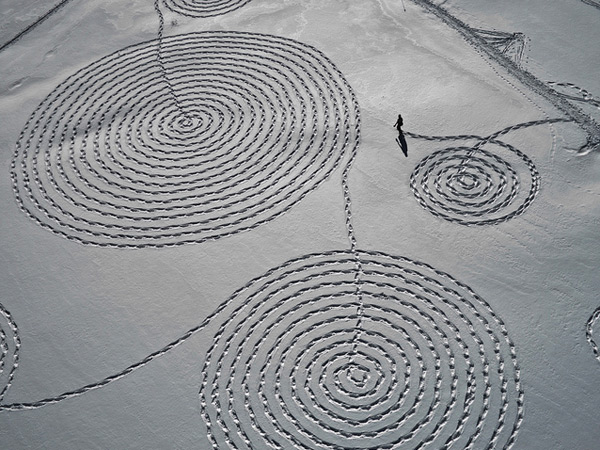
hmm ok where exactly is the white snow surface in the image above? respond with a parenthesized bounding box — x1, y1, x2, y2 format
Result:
(0, 0, 598, 449)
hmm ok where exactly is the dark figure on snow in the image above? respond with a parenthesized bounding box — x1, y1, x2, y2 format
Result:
(394, 114, 408, 157)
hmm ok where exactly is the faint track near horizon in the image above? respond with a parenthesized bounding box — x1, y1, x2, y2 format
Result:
(0, 0, 74, 53)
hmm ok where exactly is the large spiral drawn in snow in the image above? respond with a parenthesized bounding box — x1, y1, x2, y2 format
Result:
(199, 250, 523, 449)
(11, 31, 359, 247)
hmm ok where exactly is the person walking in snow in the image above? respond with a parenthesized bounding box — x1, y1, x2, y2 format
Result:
(394, 114, 408, 157)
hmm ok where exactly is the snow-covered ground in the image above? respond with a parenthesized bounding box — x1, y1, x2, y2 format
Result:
(1, 0, 598, 448)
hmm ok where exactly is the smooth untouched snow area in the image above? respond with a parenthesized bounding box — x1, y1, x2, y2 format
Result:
(0, 0, 598, 449)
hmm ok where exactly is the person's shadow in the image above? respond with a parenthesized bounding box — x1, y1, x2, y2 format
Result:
(394, 114, 408, 157)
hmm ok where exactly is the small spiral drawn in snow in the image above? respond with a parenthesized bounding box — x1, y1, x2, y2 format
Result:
(410, 139, 539, 226)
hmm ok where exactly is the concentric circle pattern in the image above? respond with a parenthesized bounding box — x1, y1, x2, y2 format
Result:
(199, 250, 523, 449)
(0, 303, 19, 403)
(12, 31, 359, 247)
(410, 140, 539, 226)
(163, 0, 252, 17)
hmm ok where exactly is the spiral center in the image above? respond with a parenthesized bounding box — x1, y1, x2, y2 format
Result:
(456, 173, 478, 189)
(348, 366, 369, 388)
(178, 116, 194, 128)
(173, 113, 200, 132)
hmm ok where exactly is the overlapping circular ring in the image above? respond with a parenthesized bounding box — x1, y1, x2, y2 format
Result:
(199, 250, 523, 449)
(163, 0, 252, 17)
(410, 139, 539, 226)
(0, 302, 19, 404)
(587, 307, 600, 362)
(12, 31, 360, 247)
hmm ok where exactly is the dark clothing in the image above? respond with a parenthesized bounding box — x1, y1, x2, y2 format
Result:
(394, 115, 403, 131)
(394, 114, 408, 157)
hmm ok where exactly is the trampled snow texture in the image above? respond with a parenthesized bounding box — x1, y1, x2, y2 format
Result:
(548, 81, 600, 114)
(470, 28, 527, 67)
(412, 0, 600, 153)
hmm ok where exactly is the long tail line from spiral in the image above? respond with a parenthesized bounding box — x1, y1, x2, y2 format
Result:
(0, 0, 74, 53)
(0, 250, 355, 412)
(339, 85, 365, 358)
(153, 0, 189, 116)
